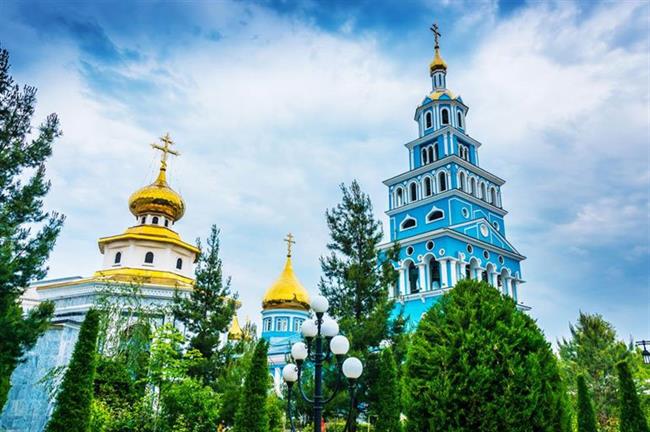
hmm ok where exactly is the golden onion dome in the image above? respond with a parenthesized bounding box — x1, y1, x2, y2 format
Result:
(262, 257, 310, 311)
(227, 315, 244, 341)
(429, 47, 447, 75)
(128, 167, 185, 222)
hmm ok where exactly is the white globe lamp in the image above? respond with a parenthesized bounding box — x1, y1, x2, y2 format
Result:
(282, 363, 299, 383)
(300, 319, 318, 338)
(311, 295, 329, 314)
(321, 319, 339, 338)
(291, 342, 308, 361)
(342, 357, 363, 380)
(329, 335, 350, 356)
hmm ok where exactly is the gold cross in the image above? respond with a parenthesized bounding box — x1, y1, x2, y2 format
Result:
(151, 132, 180, 170)
(284, 233, 296, 257)
(430, 23, 441, 49)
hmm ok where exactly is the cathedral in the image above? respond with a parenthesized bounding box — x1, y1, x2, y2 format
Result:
(1, 26, 526, 431)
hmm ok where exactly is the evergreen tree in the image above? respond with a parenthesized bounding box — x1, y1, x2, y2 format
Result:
(233, 339, 270, 432)
(577, 375, 598, 432)
(0, 46, 64, 409)
(617, 361, 649, 432)
(172, 225, 237, 382)
(404, 280, 570, 432)
(46, 309, 101, 432)
(558, 312, 631, 430)
(319, 180, 400, 429)
(374, 348, 401, 432)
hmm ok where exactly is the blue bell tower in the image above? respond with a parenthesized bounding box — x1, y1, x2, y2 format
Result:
(382, 24, 527, 327)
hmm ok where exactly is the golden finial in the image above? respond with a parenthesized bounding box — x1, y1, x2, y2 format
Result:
(284, 233, 296, 258)
(428, 22, 447, 75)
(151, 132, 180, 171)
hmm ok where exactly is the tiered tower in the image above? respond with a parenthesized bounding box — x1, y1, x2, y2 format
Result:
(260, 234, 310, 390)
(381, 25, 526, 327)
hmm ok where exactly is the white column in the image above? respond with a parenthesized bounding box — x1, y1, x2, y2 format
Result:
(399, 268, 406, 296)
(418, 262, 427, 292)
(440, 259, 449, 288)
(511, 281, 518, 301)
(449, 259, 458, 286)
(459, 262, 468, 280)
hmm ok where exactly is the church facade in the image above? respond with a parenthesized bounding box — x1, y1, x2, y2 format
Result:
(381, 26, 526, 327)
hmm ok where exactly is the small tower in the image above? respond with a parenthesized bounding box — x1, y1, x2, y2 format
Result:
(94, 134, 199, 286)
(260, 233, 310, 391)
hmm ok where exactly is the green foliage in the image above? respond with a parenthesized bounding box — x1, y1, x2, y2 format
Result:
(319, 180, 401, 427)
(617, 361, 649, 432)
(267, 393, 286, 432)
(172, 225, 237, 382)
(46, 309, 101, 432)
(148, 323, 203, 388)
(577, 375, 598, 432)
(0, 46, 64, 409)
(404, 279, 570, 432)
(558, 312, 631, 431)
(373, 348, 401, 432)
(160, 377, 220, 432)
(234, 339, 270, 432)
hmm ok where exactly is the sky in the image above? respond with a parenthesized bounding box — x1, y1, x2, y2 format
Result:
(1, 0, 648, 345)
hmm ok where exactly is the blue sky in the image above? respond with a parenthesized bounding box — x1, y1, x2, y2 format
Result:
(1, 0, 648, 344)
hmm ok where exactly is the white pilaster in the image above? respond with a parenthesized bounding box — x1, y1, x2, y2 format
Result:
(418, 262, 427, 292)
(440, 259, 449, 288)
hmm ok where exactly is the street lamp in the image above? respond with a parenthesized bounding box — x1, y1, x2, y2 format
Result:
(636, 340, 650, 365)
(283, 294, 363, 432)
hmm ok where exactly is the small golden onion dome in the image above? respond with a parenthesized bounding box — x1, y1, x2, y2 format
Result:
(262, 257, 310, 311)
(429, 47, 447, 75)
(228, 315, 244, 341)
(128, 167, 185, 221)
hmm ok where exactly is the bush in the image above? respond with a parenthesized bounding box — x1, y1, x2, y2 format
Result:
(617, 360, 649, 432)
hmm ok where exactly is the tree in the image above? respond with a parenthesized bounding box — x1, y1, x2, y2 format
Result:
(160, 377, 220, 432)
(577, 375, 598, 432)
(45, 309, 101, 432)
(0, 46, 64, 409)
(234, 339, 270, 432)
(617, 361, 649, 432)
(172, 225, 237, 382)
(373, 348, 401, 432)
(404, 279, 570, 431)
(558, 312, 631, 430)
(319, 180, 400, 428)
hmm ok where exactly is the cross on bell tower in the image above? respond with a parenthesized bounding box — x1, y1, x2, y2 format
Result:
(152, 132, 180, 171)
(284, 233, 296, 258)
(430, 23, 441, 49)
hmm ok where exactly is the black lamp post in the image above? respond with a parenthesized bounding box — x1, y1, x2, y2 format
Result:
(636, 340, 650, 365)
(282, 294, 362, 432)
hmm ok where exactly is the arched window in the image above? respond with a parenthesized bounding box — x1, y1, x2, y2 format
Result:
(491, 188, 498, 205)
(441, 108, 449, 125)
(421, 147, 428, 164)
(409, 183, 417, 202)
(114, 252, 122, 264)
(176, 258, 183, 270)
(426, 208, 444, 223)
(429, 258, 441, 290)
(459, 172, 466, 191)
(470, 178, 476, 196)
(465, 264, 471, 279)
(457, 111, 463, 128)
(497, 274, 503, 288)
(459, 144, 469, 161)
(164, 219, 169, 227)
(481, 270, 488, 283)
(407, 262, 419, 294)
(432, 144, 438, 161)
(425, 111, 432, 129)
(141, 216, 146, 224)
(144, 252, 154, 264)
(480, 183, 487, 200)
(438, 172, 447, 192)
(424, 177, 432, 197)
(395, 188, 404, 207)
(152, 216, 159, 225)
(263, 318, 272, 332)
(400, 216, 417, 230)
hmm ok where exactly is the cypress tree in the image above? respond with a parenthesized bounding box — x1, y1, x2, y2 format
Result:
(617, 360, 649, 432)
(0, 46, 64, 409)
(374, 348, 401, 432)
(577, 375, 597, 432)
(172, 225, 237, 382)
(45, 309, 101, 432)
(404, 279, 570, 432)
(233, 339, 269, 432)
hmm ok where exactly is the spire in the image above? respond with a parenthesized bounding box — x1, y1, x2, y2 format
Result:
(429, 23, 448, 90)
(262, 234, 310, 311)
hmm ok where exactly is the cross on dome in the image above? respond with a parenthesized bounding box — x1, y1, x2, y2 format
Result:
(151, 132, 180, 171)
(284, 233, 296, 257)
(430, 22, 441, 49)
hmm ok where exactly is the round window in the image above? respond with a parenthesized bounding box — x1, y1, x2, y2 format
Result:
(406, 246, 414, 256)
(438, 248, 446, 256)
(480, 223, 489, 237)
(466, 244, 473, 253)
(462, 208, 469, 218)
(498, 255, 504, 264)
(426, 240, 434, 251)
(483, 250, 490, 259)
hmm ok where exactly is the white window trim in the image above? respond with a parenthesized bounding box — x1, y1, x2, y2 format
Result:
(400, 215, 418, 231)
(425, 207, 445, 224)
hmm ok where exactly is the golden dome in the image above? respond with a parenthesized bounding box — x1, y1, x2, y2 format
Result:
(128, 167, 185, 221)
(429, 47, 447, 75)
(227, 315, 244, 341)
(262, 257, 310, 311)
